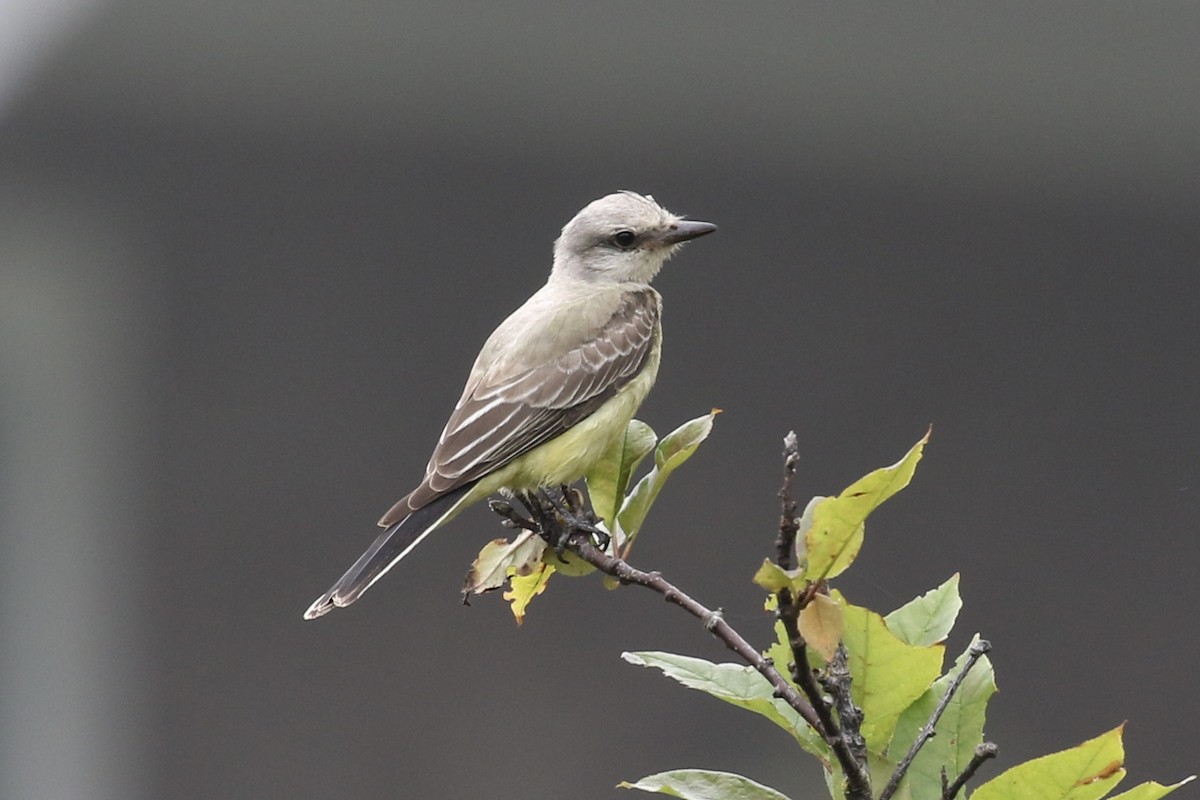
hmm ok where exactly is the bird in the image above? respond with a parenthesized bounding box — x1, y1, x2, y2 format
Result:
(304, 191, 716, 619)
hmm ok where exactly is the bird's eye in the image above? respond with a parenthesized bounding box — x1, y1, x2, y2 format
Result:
(611, 230, 637, 249)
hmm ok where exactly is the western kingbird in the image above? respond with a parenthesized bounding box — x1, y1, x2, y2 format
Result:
(304, 191, 716, 619)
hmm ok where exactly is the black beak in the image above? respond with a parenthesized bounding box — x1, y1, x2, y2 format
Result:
(658, 219, 718, 246)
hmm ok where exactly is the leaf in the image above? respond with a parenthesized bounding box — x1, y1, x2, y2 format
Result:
(503, 561, 554, 624)
(884, 573, 963, 647)
(1108, 777, 1196, 800)
(798, 593, 844, 664)
(622, 651, 828, 760)
(617, 410, 718, 555)
(866, 751, 908, 800)
(971, 724, 1127, 800)
(764, 618, 801, 684)
(792, 495, 824, 566)
(752, 560, 801, 593)
(586, 418, 657, 527)
(620, 769, 792, 800)
(801, 430, 929, 582)
(547, 547, 597, 577)
(839, 595, 944, 753)
(461, 532, 547, 597)
(889, 635, 997, 799)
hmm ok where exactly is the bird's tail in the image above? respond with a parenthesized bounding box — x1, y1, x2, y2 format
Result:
(303, 483, 475, 619)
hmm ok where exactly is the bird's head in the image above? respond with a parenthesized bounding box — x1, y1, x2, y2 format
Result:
(552, 191, 716, 284)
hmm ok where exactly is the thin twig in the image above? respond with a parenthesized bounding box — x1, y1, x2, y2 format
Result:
(879, 639, 994, 800)
(502, 488, 829, 737)
(776, 431, 801, 570)
(564, 534, 827, 736)
(943, 743, 999, 800)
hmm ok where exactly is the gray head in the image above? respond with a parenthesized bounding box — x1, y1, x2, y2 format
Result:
(552, 191, 716, 284)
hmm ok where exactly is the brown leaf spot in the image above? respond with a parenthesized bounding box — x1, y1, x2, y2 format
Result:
(1075, 760, 1124, 786)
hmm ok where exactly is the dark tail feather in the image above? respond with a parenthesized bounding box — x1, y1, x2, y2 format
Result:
(304, 484, 474, 619)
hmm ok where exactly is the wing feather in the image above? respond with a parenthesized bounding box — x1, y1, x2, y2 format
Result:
(394, 288, 660, 516)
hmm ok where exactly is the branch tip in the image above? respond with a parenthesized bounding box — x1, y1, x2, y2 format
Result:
(942, 742, 999, 799)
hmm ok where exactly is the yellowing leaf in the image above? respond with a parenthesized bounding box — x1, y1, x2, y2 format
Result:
(802, 430, 929, 582)
(620, 769, 793, 799)
(503, 561, 555, 625)
(840, 597, 944, 752)
(461, 532, 546, 597)
(764, 617, 799, 682)
(972, 725, 1127, 800)
(753, 560, 801, 593)
(798, 594, 844, 663)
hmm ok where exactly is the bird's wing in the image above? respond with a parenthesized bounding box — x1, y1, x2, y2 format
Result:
(378, 288, 659, 525)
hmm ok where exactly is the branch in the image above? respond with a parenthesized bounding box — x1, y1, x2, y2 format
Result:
(879, 639, 994, 800)
(775, 430, 801, 570)
(564, 533, 827, 737)
(819, 645, 869, 781)
(772, 434, 872, 800)
(490, 489, 832, 743)
(943, 742, 999, 800)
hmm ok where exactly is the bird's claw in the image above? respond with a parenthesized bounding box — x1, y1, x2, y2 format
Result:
(538, 487, 611, 554)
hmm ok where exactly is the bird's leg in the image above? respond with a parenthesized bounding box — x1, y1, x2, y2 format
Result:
(515, 489, 567, 558)
(487, 498, 538, 532)
(514, 491, 544, 525)
(560, 485, 611, 551)
(538, 485, 610, 554)
(512, 491, 567, 555)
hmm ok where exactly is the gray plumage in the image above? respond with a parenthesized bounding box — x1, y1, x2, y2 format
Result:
(304, 191, 715, 619)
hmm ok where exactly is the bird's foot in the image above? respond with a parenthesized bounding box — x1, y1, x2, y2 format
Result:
(488, 499, 538, 532)
(536, 486, 610, 556)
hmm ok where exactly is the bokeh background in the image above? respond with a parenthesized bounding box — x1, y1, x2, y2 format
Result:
(2, 3, 1197, 799)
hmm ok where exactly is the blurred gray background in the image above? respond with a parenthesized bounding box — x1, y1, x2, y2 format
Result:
(1, 3, 1197, 799)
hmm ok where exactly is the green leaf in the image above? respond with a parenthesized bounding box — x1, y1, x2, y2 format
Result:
(586, 418, 657, 527)
(884, 573, 963, 647)
(617, 411, 718, 555)
(798, 593, 844, 664)
(839, 596, 944, 753)
(461, 532, 547, 597)
(546, 547, 597, 577)
(765, 618, 802, 684)
(1108, 777, 1196, 800)
(889, 635, 997, 799)
(867, 752, 908, 800)
(752, 560, 801, 593)
(622, 651, 827, 760)
(620, 769, 792, 800)
(802, 430, 929, 582)
(971, 725, 1127, 800)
